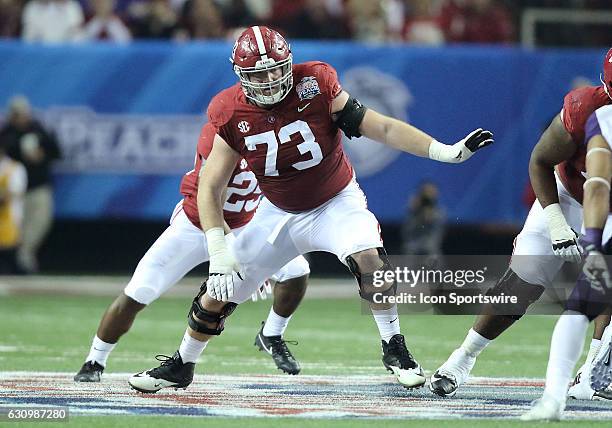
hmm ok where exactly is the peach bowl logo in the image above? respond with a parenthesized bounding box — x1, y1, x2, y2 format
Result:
(296, 76, 321, 101)
(340, 67, 413, 177)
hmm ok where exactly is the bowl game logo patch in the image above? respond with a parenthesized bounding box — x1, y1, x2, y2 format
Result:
(296, 77, 320, 101)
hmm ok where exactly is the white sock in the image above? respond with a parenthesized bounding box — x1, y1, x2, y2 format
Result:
(543, 311, 589, 401)
(371, 305, 401, 343)
(460, 328, 491, 357)
(262, 309, 291, 337)
(85, 336, 116, 367)
(178, 330, 208, 363)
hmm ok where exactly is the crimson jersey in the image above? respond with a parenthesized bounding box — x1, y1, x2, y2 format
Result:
(207, 61, 354, 212)
(180, 123, 261, 230)
(556, 85, 612, 205)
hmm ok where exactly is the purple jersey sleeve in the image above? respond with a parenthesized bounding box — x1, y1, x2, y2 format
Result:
(584, 111, 602, 145)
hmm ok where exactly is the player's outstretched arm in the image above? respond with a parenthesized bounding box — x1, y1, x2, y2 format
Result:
(331, 90, 493, 163)
(529, 114, 581, 262)
(198, 134, 242, 301)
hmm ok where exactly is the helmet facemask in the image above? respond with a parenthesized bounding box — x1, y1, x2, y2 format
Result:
(234, 55, 293, 105)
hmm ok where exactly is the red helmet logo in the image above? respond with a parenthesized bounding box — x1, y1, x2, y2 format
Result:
(602, 47, 612, 100)
(231, 26, 293, 105)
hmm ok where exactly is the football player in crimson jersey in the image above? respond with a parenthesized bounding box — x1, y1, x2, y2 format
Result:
(128, 25, 493, 393)
(522, 103, 612, 421)
(430, 48, 612, 399)
(74, 122, 310, 382)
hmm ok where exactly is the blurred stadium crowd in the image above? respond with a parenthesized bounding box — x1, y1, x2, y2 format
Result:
(0, 0, 609, 46)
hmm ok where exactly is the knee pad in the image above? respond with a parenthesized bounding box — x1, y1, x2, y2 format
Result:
(124, 283, 159, 305)
(187, 281, 237, 335)
(485, 267, 545, 320)
(346, 247, 397, 303)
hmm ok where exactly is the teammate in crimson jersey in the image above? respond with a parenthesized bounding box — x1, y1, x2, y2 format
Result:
(523, 102, 612, 421)
(430, 48, 612, 399)
(129, 25, 493, 393)
(181, 124, 261, 231)
(74, 122, 310, 382)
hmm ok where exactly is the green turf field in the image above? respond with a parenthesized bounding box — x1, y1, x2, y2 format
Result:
(0, 293, 603, 427)
(0, 294, 575, 377)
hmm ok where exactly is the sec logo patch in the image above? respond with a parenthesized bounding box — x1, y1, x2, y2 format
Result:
(238, 121, 250, 133)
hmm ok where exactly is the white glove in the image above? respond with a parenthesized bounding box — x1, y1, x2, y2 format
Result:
(251, 280, 273, 302)
(428, 128, 494, 163)
(544, 203, 581, 263)
(205, 227, 242, 301)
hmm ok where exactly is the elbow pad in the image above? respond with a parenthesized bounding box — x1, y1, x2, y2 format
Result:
(336, 96, 367, 139)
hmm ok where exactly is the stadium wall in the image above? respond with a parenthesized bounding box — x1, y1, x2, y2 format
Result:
(2, 41, 607, 223)
(1, 41, 606, 272)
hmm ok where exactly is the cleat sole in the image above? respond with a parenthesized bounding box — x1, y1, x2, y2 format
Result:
(387, 366, 426, 389)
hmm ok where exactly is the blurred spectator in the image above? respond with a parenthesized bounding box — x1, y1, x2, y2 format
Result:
(180, 0, 225, 39)
(402, 181, 445, 255)
(0, 96, 62, 273)
(403, 0, 445, 45)
(385, 0, 406, 40)
(22, 0, 84, 43)
(300, 0, 350, 39)
(169, 0, 187, 11)
(0, 0, 24, 38)
(275, 0, 350, 39)
(128, 0, 179, 39)
(0, 139, 27, 274)
(237, 0, 270, 21)
(267, 0, 306, 38)
(346, 0, 387, 42)
(440, 0, 514, 44)
(81, 0, 132, 42)
(217, 0, 257, 31)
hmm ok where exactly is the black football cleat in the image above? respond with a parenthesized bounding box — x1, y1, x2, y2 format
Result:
(429, 370, 459, 397)
(128, 351, 194, 393)
(254, 322, 301, 375)
(382, 334, 426, 388)
(74, 361, 104, 382)
(429, 348, 476, 397)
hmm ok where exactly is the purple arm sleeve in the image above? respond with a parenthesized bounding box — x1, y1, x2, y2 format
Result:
(584, 111, 602, 145)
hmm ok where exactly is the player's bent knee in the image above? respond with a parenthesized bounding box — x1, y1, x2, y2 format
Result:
(346, 247, 396, 303)
(565, 274, 610, 321)
(272, 256, 311, 283)
(123, 286, 159, 305)
(115, 293, 146, 313)
(485, 267, 545, 320)
(188, 280, 237, 335)
(509, 250, 557, 288)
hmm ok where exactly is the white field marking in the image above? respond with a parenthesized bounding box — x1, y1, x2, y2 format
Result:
(0, 345, 18, 352)
(3, 372, 588, 420)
